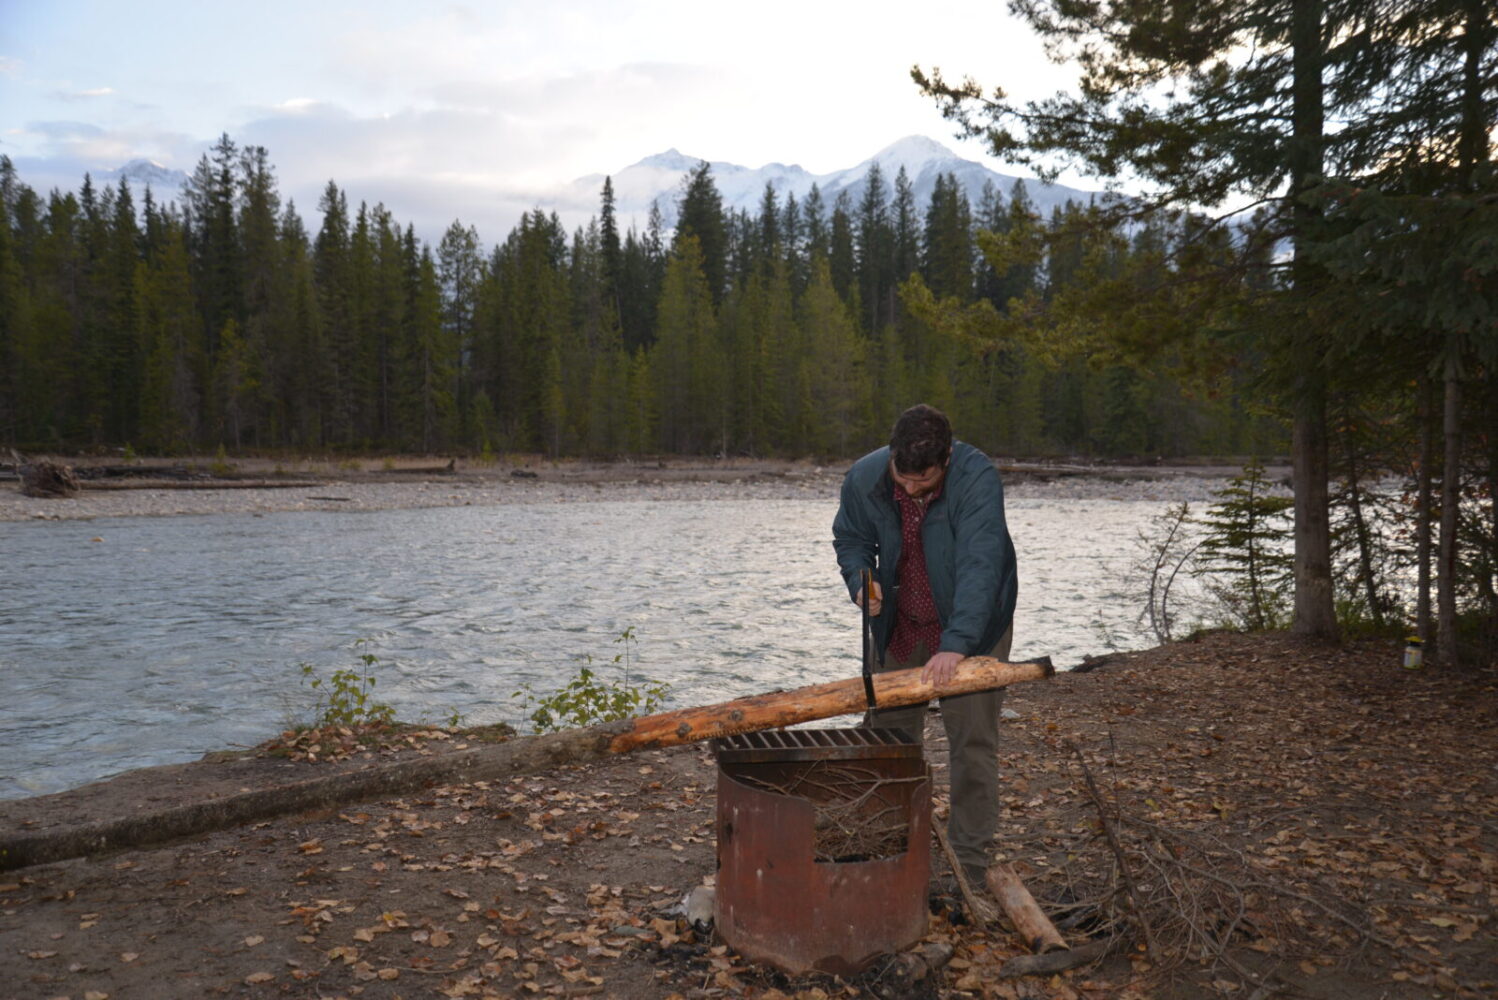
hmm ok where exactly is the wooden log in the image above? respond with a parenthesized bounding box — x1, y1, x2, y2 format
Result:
(0, 656, 1050, 871)
(998, 937, 1118, 978)
(987, 863, 1069, 954)
(609, 656, 1052, 753)
(933, 820, 997, 925)
(79, 479, 325, 491)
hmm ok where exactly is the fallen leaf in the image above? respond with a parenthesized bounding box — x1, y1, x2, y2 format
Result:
(244, 935, 264, 947)
(244, 971, 275, 984)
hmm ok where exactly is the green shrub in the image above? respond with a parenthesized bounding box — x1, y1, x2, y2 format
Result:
(1197, 460, 1294, 630)
(300, 642, 396, 728)
(514, 627, 670, 733)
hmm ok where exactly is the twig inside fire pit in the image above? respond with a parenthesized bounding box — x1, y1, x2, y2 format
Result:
(738, 762, 923, 863)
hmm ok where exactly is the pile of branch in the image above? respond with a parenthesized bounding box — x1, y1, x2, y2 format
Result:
(739, 762, 920, 863)
(21, 461, 81, 498)
(1056, 746, 1379, 992)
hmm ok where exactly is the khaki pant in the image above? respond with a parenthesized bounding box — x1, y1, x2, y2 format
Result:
(864, 627, 1014, 873)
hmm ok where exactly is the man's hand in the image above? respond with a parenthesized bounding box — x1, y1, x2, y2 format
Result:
(922, 651, 964, 687)
(854, 580, 883, 617)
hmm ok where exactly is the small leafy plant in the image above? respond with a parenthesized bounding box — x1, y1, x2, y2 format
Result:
(209, 443, 234, 477)
(300, 641, 396, 729)
(514, 626, 670, 734)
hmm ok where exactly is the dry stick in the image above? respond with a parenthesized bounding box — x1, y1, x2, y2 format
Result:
(933, 820, 997, 925)
(1071, 744, 1158, 956)
(998, 936, 1120, 979)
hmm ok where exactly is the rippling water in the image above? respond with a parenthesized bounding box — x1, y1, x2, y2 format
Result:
(0, 494, 1188, 798)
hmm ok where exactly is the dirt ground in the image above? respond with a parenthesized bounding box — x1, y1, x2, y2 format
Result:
(1, 632, 1494, 1000)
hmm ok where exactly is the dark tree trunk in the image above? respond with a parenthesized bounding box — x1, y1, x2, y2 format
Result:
(1437, 358, 1461, 666)
(1342, 423, 1385, 626)
(1289, 0, 1338, 638)
(1417, 376, 1435, 644)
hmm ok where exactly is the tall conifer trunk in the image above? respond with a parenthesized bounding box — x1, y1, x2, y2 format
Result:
(1290, 0, 1338, 637)
(1417, 376, 1435, 644)
(1437, 359, 1461, 666)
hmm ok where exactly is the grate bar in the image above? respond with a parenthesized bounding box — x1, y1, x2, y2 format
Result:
(714, 727, 921, 763)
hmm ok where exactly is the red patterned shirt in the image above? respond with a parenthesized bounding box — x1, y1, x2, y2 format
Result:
(888, 479, 944, 662)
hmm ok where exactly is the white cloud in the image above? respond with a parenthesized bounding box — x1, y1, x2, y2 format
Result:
(271, 97, 327, 115)
(52, 85, 117, 101)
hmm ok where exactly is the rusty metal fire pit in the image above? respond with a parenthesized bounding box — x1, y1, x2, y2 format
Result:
(713, 728, 930, 975)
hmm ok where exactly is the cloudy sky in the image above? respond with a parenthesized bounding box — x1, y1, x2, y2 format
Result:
(2, 0, 1077, 242)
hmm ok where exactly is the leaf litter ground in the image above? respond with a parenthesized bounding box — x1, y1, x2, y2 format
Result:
(0, 632, 1493, 999)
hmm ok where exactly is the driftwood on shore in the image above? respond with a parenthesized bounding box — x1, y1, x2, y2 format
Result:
(78, 479, 326, 491)
(20, 461, 81, 498)
(0, 656, 1051, 872)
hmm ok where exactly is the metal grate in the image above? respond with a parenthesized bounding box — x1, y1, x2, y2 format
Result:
(714, 727, 921, 763)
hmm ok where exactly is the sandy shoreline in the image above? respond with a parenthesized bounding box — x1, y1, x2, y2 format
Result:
(1, 456, 1252, 522)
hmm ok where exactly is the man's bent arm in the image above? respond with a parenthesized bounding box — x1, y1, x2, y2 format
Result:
(941, 463, 1012, 656)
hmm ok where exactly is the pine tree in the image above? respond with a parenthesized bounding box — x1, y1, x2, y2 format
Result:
(138, 215, 201, 450)
(891, 168, 920, 284)
(828, 191, 857, 309)
(652, 236, 722, 453)
(184, 134, 242, 360)
(800, 257, 870, 455)
(922, 173, 975, 302)
(856, 163, 894, 334)
(436, 220, 483, 443)
(313, 182, 355, 444)
(674, 162, 728, 307)
(0, 159, 32, 445)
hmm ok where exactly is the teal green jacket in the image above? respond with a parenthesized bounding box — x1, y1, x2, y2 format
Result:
(832, 441, 1018, 658)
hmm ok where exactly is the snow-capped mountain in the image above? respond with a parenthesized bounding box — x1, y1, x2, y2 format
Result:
(555, 136, 1102, 232)
(103, 159, 189, 194)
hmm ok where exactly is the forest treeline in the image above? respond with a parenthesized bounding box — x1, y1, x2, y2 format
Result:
(0, 140, 1280, 460)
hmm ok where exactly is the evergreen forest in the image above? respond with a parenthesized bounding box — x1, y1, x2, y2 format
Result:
(1, 0, 1494, 662)
(0, 140, 1280, 460)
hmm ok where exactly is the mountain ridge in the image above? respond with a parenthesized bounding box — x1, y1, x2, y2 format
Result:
(553, 135, 1102, 231)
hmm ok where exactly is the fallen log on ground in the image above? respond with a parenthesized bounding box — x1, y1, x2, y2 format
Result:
(0, 656, 1050, 871)
(987, 863, 1069, 953)
(79, 479, 325, 491)
(998, 936, 1120, 978)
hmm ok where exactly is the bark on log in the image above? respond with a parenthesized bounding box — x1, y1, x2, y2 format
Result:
(608, 656, 1051, 753)
(987, 863, 1069, 954)
(997, 937, 1119, 978)
(79, 479, 324, 491)
(0, 656, 1050, 871)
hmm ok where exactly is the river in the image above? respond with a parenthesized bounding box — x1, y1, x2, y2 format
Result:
(0, 483, 1226, 799)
